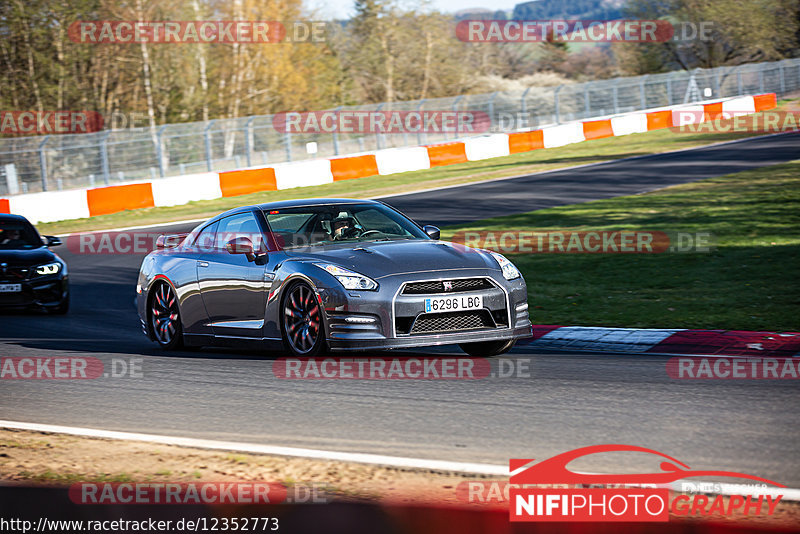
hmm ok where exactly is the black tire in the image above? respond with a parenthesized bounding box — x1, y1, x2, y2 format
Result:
(281, 281, 325, 357)
(49, 293, 69, 315)
(149, 282, 183, 350)
(459, 339, 516, 357)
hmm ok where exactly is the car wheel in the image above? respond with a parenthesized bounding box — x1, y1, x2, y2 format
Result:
(150, 282, 183, 350)
(49, 293, 69, 315)
(459, 339, 516, 357)
(281, 281, 325, 357)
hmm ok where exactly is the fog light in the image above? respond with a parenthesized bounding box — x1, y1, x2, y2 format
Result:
(516, 302, 529, 312)
(344, 316, 377, 324)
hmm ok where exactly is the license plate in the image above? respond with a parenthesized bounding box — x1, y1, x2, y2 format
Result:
(424, 295, 482, 313)
(0, 283, 21, 293)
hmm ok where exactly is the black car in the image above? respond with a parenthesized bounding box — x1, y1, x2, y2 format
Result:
(0, 214, 69, 314)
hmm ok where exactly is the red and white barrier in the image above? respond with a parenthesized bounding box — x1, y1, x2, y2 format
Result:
(0, 94, 778, 224)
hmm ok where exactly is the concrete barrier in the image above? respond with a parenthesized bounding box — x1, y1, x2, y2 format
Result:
(375, 147, 431, 175)
(464, 134, 511, 161)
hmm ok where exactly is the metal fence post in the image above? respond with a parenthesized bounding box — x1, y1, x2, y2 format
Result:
(639, 75, 648, 109)
(100, 131, 111, 184)
(584, 84, 590, 117)
(778, 64, 786, 96)
(554, 85, 563, 124)
(38, 136, 49, 191)
(488, 92, 498, 131)
(451, 95, 464, 139)
(204, 120, 215, 171)
(156, 125, 167, 177)
(244, 117, 255, 166)
(416, 99, 427, 145)
(283, 115, 292, 162)
(331, 106, 342, 155)
(666, 75, 672, 106)
(520, 86, 532, 117)
(374, 103, 385, 150)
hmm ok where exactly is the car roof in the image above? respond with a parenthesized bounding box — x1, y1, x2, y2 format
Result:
(212, 198, 381, 220)
(0, 213, 33, 224)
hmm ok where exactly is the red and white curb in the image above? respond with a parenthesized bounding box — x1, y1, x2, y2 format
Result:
(523, 326, 800, 358)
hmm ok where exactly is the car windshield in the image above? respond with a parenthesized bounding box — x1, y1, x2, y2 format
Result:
(0, 220, 42, 250)
(264, 203, 428, 249)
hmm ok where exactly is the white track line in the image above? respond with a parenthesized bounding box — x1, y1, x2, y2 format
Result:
(2, 420, 798, 500)
(0, 420, 506, 476)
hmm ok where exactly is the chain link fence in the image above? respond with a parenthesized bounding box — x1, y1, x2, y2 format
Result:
(1, 57, 799, 195)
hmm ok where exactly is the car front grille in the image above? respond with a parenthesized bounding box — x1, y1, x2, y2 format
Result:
(401, 278, 494, 295)
(396, 310, 495, 335)
(0, 266, 30, 282)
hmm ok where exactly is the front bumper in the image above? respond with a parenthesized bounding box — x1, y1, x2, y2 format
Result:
(0, 275, 68, 309)
(321, 270, 531, 352)
(327, 323, 533, 351)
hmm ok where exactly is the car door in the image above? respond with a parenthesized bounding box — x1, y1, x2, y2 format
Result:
(197, 211, 269, 338)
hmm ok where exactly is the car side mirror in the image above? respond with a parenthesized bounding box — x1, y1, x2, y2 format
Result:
(422, 225, 440, 240)
(226, 237, 256, 261)
(44, 235, 62, 247)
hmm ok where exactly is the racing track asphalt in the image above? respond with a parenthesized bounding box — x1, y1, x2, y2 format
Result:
(1, 132, 798, 486)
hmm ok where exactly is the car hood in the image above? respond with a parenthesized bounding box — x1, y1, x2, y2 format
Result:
(283, 239, 498, 279)
(0, 247, 56, 266)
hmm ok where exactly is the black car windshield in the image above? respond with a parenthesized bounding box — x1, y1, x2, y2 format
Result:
(264, 203, 428, 249)
(0, 220, 42, 250)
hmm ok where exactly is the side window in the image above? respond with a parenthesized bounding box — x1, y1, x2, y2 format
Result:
(215, 212, 264, 251)
(193, 221, 217, 253)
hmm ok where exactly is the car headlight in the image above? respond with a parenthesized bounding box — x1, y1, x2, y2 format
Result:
(489, 252, 521, 280)
(316, 264, 378, 290)
(35, 262, 61, 276)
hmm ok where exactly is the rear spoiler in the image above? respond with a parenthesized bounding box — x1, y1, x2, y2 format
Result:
(155, 233, 188, 249)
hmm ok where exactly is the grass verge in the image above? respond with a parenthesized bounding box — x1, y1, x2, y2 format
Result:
(442, 160, 800, 331)
(38, 100, 798, 235)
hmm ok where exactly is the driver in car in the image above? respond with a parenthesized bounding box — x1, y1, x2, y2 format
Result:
(331, 216, 360, 240)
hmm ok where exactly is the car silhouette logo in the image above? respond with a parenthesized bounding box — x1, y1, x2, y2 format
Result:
(510, 444, 785, 486)
(443, 281, 453, 292)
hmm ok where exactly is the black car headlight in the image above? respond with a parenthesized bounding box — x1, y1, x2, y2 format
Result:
(35, 262, 62, 276)
(315, 264, 378, 291)
(489, 252, 521, 281)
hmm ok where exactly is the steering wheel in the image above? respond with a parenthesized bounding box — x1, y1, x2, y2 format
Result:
(359, 230, 383, 238)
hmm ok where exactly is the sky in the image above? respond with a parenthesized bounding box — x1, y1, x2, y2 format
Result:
(307, 0, 522, 20)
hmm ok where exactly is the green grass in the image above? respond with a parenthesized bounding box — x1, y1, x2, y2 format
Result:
(442, 160, 800, 331)
(38, 100, 797, 235)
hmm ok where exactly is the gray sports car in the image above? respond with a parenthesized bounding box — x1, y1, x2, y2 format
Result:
(136, 198, 531, 357)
